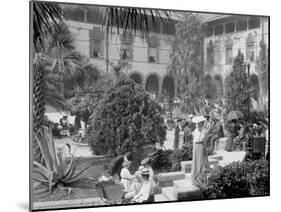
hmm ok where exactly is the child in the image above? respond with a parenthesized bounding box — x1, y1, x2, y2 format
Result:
(132, 167, 153, 203)
(120, 160, 134, 193)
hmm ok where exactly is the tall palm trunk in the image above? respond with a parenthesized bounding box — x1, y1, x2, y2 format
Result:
(33, 64, 46, 133)
(32, 64, 46, 163)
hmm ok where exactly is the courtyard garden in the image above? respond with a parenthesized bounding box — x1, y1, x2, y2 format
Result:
(31, 2, 269, 209)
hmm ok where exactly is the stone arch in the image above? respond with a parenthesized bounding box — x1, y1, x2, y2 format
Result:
(214, 74, 224, 97)
(145, 73, 160, 96)
(162, 75, 175, 98)
(129, 71, 143, 84)
(250, 74, 260, 101)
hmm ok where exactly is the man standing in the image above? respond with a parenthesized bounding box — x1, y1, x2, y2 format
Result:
(174, 119, 182, 150)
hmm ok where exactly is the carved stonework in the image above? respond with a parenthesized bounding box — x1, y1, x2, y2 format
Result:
(147, 35, 160, 47)
(246, 33, 255, 44)
(120, 32, 134, 45)
(89, 26, 104, 40)
(224, 36, 233, 47)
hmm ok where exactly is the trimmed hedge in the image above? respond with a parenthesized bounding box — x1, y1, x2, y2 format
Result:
(87, 75, 166, 157)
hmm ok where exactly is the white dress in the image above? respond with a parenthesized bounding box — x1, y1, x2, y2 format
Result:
(133, 180, 152, 203)
(120, 167, 134, 192)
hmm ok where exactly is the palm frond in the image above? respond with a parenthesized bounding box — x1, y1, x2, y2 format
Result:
(33, 1, 64, 51)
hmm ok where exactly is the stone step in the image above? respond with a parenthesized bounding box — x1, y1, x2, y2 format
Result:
(162, 187, 177, 201)
(181, 158, 219, 173)
(158, 171, 185, 187)
(209, 154, 223, 161)
(154, 194, 169, 202)
(173, 179, 201, 200)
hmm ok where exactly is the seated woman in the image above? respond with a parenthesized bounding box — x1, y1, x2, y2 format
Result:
(132, 167, 154, 203)
(141, 158, 156, 191)
(232, 121, 246, 151)
(124, 171, 143, 200)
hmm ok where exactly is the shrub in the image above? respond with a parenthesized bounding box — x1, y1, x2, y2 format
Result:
(149, 147, 173, 172)
(87, 75, 166, 157)
(225, 50, 251, 114)
(170, 144, 193, 171)
(198, 160, 269, 199)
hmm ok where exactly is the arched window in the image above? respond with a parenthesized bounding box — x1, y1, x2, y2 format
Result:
(162, 75, 175, 98)
(145, 74, 159, 96)
(129, 73, 142, 84)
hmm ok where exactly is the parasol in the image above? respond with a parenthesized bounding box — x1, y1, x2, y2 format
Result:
(227, 110, 244, 121)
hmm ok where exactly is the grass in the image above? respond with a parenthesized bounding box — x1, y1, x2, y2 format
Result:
(33, 157, 112, 202)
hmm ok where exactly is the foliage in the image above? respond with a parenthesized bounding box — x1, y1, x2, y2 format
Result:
(33, 127, 92, 193)
(32, 1, 64, 51)
(168, 13, 206, 100)
(149, 147, 173, 172)
(256, 39, 269, 96)
(225, 50, 251, 114)
(198, 160, 269, 199)
(87, 75, 166, 157)
(67, 74, 114, 115)
(170, 144, 193, 171)
(64, 64, 102, 99)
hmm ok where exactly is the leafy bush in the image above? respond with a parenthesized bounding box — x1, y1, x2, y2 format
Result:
(170, 144, 193, 171)
(198, 160, 269, 199)
(149, 147, 173, 172)
(87, 75, 166, 157)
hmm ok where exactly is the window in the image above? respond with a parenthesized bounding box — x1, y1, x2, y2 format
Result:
(207, 41, 214, 66)
(225, 22, 235, 33)
(121, 44, 133, 60)
(246, 44, 255, 62)
(148, 46, 158, 63)
(225, 47, 233, 65)
(207, 26, 213, 36)
(89, 27, 104, 58)
(249, 17, 260, 29)
(236, 20, 247, 31)
(91, 39, 103, 58)
(214, 24, 224, 35)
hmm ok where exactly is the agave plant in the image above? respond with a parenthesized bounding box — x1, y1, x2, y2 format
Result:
(33, 126, 92, 194)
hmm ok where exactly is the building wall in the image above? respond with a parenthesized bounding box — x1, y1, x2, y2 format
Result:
(203, 17, 269, 81)
(66, 20, 176, 97)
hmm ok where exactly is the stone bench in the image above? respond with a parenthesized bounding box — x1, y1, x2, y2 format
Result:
(158, 171, 185, 187)
(181, 158, 219, 173)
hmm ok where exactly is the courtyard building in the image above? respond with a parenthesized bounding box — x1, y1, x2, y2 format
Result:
(63, 6, 177, 100)
(202, 15, 269, 101)
(62, 7, 269, 102)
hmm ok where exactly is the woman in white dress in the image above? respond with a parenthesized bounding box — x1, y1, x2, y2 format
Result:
(132, 167, 153, 203)
(191, 116, 210, 184)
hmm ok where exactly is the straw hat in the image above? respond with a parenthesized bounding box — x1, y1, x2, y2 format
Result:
(192, 116, 206, 123)
(139, 167, 150, 176)
(141, 157, 151, 165)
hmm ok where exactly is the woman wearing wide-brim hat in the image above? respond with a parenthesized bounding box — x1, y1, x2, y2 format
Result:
(191, 116, 210, 184)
